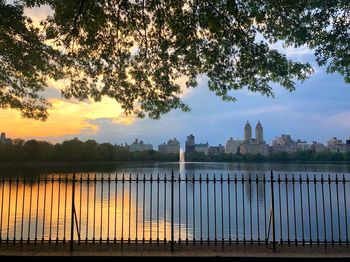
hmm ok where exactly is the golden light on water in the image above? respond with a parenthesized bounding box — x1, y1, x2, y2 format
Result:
(0, 179, 187, 241)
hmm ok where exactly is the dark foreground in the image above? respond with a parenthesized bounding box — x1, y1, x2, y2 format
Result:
(1, 243, 350, 261)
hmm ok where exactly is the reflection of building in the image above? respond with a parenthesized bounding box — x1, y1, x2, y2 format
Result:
(185, 134, 195, 153)
(0, 132, 11, 145)
(208, 144, 225, 155)
(225, 138, 242, 154)
(240, 121, 269, 155)
(158, 138, 180, 154)
(129, 138, 153, 152)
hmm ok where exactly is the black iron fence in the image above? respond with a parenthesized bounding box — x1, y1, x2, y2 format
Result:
(0, 171, 350, 251)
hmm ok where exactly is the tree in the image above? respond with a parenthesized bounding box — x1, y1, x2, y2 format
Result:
(1, 1, 349, 120)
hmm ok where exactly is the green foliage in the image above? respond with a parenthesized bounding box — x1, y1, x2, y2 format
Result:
(0, 138, 179, 162)
(2, 1, 350, 119)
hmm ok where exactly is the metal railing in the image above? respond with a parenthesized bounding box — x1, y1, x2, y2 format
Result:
(0, 171, 349, 251)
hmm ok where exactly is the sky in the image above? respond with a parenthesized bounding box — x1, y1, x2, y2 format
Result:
(1, 5, 350, 148)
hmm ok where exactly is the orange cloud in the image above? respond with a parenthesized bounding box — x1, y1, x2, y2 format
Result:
(0, 97, 134, 141)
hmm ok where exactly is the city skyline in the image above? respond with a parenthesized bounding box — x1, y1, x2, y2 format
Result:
(2, 119, 349, 151)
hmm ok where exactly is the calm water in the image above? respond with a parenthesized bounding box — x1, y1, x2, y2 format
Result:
(1, 161, 350, 243)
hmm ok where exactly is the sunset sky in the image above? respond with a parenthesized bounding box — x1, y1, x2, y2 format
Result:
(2, 5, 350, 147)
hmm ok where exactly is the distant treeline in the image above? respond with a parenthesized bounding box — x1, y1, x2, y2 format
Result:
(0, 139, 178, 162)
(1, 139, 350, 163)
(185, 150, 350, 162)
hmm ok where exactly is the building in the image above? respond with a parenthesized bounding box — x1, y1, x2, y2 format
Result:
(208, 144, 225, 155)
(129, 138, 153, 152)
(296, 140, 311, 151)
(310, 141, 327, 152)
(158, 138, 180, 154)
(327, 137, 347, 153)
(194, 143, 209, 155)
(185, 134, 195, 153)
(240, 121, 269, 155)
(0, 133, 11, 145)
(225, 138, 242, 154)
(271, 134, 298, 153)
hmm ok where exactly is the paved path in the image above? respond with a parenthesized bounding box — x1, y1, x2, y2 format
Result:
(0, 243, 350, 258)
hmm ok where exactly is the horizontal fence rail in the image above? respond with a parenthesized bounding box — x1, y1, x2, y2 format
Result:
(0, 171, 350, 251)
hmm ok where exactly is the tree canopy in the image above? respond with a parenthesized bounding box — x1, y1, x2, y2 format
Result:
(1, 0, 349, 120)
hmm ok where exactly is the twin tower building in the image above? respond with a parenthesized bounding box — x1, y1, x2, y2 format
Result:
(226, 121, 269, 155)
(240, 121, 269, 155)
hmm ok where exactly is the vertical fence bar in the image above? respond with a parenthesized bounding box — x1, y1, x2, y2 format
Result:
(150, 174, 153, 245)
(292, 175, 297, 246)
(164, 174, 167, 245)
(57, 175, 61, 244)
(278, 174, 282, 245)
(228, 174, 232, 245)
(49, 176, 54, 244)
(178, 174, 181, 245)
(285, 175, 290, 246)
(242, 174, 245, 245)
(63, 175, 68, 244)
(235, 174, 238, 245)
(135, 174, 138, 244)
(314, 175, 320, 246)
(115, 174, 118, 244)
(78, 175, 82, 245)
(200, 174, 203, 245)
(249, 174, 253, 245)
(6, 177, 12, 244)
(93, 174, 96, 244)
(206, 174, 210, 245)
(13, 176, 19, 244)
(321, 175, 327, 246)
(157, 174, 160, 245)
(171, 170, 174, 251)
(27, 177, 33, 244)
(307, 175, 312, 245)
(100, 175, 104, 244)
(270, 170, 276, 252)
(336, 175, 341, 245)
(343, 175, 349, 245)
(0, 177, 4, 244)
(256, 175, 260, 245)
(70, 173, 76, 251)
(214, 174, 217, 245)
(328, 175, 334, 246)
(263, 174, 267, 246)
(86, 174, 89, 244)
(186, 173, 188, 245)
(108, 174, 111, 244)
(128, 174, 132, 245)
(220, 174, 224, 245)
(299, 175, 305, 246)
(192, 174, 195, 245)
(121, 174, 125, 246)
(42, 175, 47, 244)
(20, 177, 26, 245)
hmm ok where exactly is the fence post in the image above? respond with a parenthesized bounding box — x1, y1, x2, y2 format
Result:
(171, 170, 174, 252)
(70, 173, 76, 251)
(270, 170, 276, 252)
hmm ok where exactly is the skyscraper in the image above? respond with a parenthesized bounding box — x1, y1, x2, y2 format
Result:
(185, 134, 195, 153)
(241, 121, 269, 155)
(244, 121, 252, 144)
(255, 121, 264, 144)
